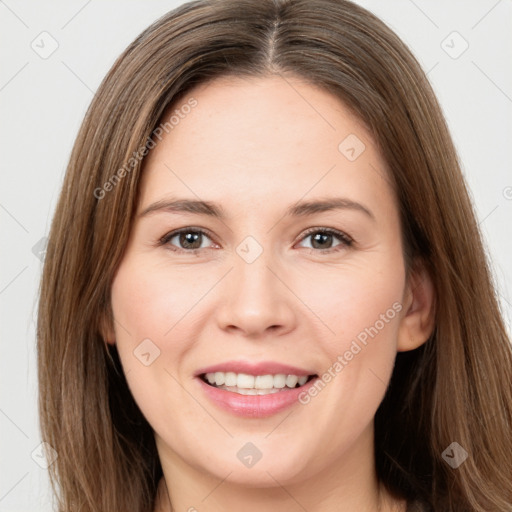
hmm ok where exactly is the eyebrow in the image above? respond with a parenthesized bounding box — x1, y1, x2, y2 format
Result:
(138, 196, 375, 221)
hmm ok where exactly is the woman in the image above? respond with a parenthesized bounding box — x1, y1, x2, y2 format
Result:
(37, 0, 512, 511)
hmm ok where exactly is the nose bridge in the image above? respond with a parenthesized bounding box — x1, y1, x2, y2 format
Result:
(235, 240, 275, 296)
(216, 235, 297, 336)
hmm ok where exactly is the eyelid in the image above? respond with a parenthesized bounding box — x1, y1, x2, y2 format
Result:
(293, 226, 353, 254)
(158, 226, 354, 254)
(297, 226, 353, 245)
(158, 226, 218, 249)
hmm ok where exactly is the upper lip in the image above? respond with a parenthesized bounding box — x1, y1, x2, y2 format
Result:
(195, 360, 317, 377)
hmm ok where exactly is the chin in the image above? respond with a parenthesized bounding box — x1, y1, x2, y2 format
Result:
(194, 446, 313, 488)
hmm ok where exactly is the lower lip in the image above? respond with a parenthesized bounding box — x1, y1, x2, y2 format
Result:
(196, 376, 318, 418)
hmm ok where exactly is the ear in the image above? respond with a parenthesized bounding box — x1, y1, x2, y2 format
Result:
(397, 259, 436, 352)
(98, 305, 116, 346)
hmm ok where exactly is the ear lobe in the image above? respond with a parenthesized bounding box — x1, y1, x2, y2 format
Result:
(99, 307, 116, 345)
(397, 259, 436, 352)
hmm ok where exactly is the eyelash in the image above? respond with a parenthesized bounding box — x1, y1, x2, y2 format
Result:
(158, 226, 354, 255)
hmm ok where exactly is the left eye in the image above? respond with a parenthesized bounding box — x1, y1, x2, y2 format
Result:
(297, 228, 353, 252)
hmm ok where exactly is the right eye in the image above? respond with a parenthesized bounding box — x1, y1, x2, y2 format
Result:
(159, 228, 217, 254)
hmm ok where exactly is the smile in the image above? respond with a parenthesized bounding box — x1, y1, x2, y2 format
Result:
(200, 371, 317, 395)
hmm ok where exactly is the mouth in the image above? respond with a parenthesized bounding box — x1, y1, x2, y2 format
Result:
(195, 362, 320, 417)
(199, 372, 318, 395)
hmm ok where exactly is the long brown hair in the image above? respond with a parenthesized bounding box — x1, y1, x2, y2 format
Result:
(37, 0, 512, 510)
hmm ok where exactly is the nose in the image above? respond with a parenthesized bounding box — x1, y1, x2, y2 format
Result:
(215, 247, 298, 338)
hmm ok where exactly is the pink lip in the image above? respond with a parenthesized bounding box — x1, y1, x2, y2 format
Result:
(195, 360, 315, 377)
(196, 375, 318, 418)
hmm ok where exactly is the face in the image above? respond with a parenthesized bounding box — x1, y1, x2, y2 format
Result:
(109, 75, 410, 487)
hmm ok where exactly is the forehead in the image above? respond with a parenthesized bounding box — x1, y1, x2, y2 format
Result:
(139, 75, 395, 217)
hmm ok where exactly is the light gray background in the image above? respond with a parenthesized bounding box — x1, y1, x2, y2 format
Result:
(1, 1, 511, 510)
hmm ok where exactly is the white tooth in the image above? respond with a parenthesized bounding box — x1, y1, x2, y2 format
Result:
(286, 375, 299, 388)
(255, 374, 274, 389)
(237, 388, 258, 395)
(298, 376, 308, 386)
(224, 372, 237, 387)
(237, 373, 255, 389)
(273, 374, 286, 388)
(205, 371, 309, 390)
(216, 385, 286, 395)
(258, 388, 281, 394)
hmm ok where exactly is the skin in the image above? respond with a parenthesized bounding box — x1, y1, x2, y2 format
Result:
(104, 75, 435, 512)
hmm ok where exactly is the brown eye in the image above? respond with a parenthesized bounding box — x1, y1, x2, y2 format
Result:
(176, 231, 203, 250)
(310, 232, 335, 249)
(297, 228, 353, 253)
(160, 228, 214, 253)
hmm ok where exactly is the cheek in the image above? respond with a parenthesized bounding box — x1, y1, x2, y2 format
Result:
(328, 274, 403, 356)
(109, 260, 190, 407)
(110, 258, 206, 348)
(303, 251, 405, 357)
(109, 255, 227, 384)
(294, 256, 404, 439)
